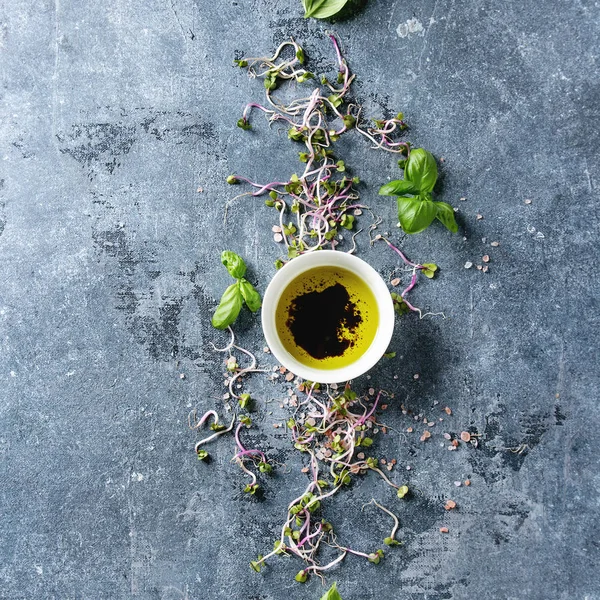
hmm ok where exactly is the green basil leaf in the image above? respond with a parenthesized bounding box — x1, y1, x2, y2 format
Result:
(397, 195, 438, 234)
(221, 250, 247, 279)
(379, 179, 420, 196)
(239, 279, 262, 312)
(405, 148, 438, 193)
(434, 201, 459, 233)
(303, 0, 350, 19)
(320, 582, 343, 600)
(211, 283, 243, 330)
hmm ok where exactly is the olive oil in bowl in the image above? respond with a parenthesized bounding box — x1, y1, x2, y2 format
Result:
(275, 266, 379, 370)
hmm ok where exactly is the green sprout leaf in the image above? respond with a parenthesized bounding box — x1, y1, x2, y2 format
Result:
(397, 485, 409, 499)
(391, 292, 410, 315)
(328, 94, 343, 108)
(238, 393, 252, 409)
(288, 127, 305, 142)
(295, 569, 308, 583)
(211, 283, 243, 330)
(296, 72, 314, 83)
(283, 222, 297, 236)
(250, 559, 262, 573)
(320, 582, 343, 600)
(340, 214, 354, 230)
(264, 71, 278, 90)
(236, 118, 251, 131)
(226, 175, 239, 185)
(384, 537, 401, 546)
(303, 0, 350, 19)
(421, 263, 438, 279)
(197, 449, 209, 461)
(296, 47, 305, 63)
(342, 114, 356, 129)
(259, 461, 272, 474)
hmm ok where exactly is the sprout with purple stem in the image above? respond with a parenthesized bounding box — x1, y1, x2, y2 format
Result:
(230, 34, 411, 263)
(233, 419, 272, 493)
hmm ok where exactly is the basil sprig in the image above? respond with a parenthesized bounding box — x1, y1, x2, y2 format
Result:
(211, 251, 262, 330)
(302, 0, 350, 19)
(379, 148, 458, 235)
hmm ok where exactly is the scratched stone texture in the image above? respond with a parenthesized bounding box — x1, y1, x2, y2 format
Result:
(1, 0, 599, 599)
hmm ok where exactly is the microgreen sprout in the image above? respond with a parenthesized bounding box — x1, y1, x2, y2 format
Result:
(363, 499, 401, 546)
(374, 236, 446, 319)
(238, 393, 252, 410)
(245, 384, 405, 581)
(197, 449, 209, 461)
(190, 410, 236, 455)
(397, 485, 409, 499)
(228, 35, 413, 260)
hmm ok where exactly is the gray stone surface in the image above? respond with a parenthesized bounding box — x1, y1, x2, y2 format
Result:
(1, 0, 599, 598)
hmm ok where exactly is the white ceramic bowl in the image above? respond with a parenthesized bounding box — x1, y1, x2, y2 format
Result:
(261, 251, 394, 384)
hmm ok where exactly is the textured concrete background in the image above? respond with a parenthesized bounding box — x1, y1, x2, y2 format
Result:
(1, 0, 599, 598)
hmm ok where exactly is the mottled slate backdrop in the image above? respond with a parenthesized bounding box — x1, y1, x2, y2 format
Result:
(1, 0, 599, 599)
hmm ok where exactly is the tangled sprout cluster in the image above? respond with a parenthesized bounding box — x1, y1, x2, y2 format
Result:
(228, 35, 411, 265)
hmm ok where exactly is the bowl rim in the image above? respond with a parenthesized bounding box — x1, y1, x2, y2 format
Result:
(261, 250, 395, 384)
